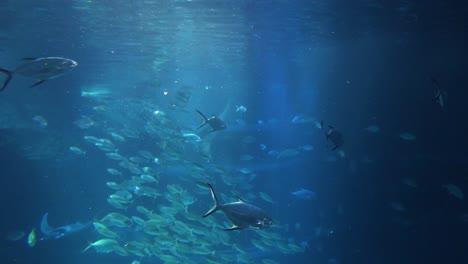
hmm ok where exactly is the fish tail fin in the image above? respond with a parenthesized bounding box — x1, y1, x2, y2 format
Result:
(40, 213, 54, 236)
(203, 183, 220, 217)
(81, 242, 92, 253)
(0, 68, 13, 92)
(196, 110, 208, 128)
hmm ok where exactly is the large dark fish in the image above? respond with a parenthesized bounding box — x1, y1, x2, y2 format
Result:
(40, 213, 90, 240)
(202, 183, 272, 231)
(0, 57, 78, 92)
(196, 110, 227, 132)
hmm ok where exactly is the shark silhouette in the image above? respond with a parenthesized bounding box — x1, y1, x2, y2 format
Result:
(40, 213, 91, 240)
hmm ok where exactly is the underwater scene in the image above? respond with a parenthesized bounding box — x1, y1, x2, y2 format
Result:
(0, 1, 467, 264)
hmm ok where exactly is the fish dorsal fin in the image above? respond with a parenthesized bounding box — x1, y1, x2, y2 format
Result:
(236, 196, 248, 203)
(22, 57, 38, 61)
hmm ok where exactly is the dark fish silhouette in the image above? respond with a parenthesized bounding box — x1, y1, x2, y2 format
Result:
(196, 110, 227, 132)
(40, 213, 90, 240)
(430, 77, 447, 109)
(0, 57, 77, 92)
(202, 183, 272, 231)
(325, 125, 344, 151)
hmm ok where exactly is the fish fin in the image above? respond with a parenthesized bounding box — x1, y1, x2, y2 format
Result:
(0, 68, 13, 92)
(202, 183, 220, 217)
(236, 196, 248, 203)
(22, 57, 38, 61)
(81, 241, 93, 253)
(331, 145, 338, 151)
(196, 110, 208, 128)
(31, 80, 45, 88)
(320, 120, 323, 129)
(40, 213, 54, 236)
(224, 225, 240, 231)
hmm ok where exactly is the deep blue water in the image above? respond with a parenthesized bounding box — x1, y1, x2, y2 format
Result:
(0, 0, 467, 264)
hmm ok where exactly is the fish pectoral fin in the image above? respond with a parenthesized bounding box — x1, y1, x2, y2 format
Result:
(224, 225, 240, 231)
(31, 80, 45, 88)
(22, 57, 38, 61)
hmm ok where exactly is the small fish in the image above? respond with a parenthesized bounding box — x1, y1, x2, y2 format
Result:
(365, 125, 380, 133)
(236, 105, 247, 113)
(106, 168, 122, 176)
(138, 150, 154, 159)
(399, 132, 416, 141)
(291, 188, 316, 200)
(0, 57, 77, 92)
(291, 113, 314, 124)
(299, 144, 314, 151)
(267, 150, 279, 156)
(82, 238, 119, 253)
(110, 132, 126, 142)
(239, 168, 252, 174)
(83, 136, 101, 144)
(69, 146, 86, 155)
(443, 184, 464, 200)
(337, 149, 346, 158)
(195, 110, 226, 132)
(202, 183, 272, 231)
(81, 89, 111, 98)
(106, 152, 124, 160)
(276, 148, 300, 159)
(27, 228, 36, 247)
(6, 230, 25, 241)
(74, 116, 95, 129)
(259, 192, 273, 203)
(32, 115, 48, 128)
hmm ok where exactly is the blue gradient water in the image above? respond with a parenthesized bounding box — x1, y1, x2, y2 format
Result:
(0, 1, 467, 264)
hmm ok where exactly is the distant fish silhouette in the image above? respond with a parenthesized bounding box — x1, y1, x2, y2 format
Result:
(324, 125, 344, 151)
(291, 188, 316, 200)
(430, 77, 447, 110)
(40, 213, 90, 240)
